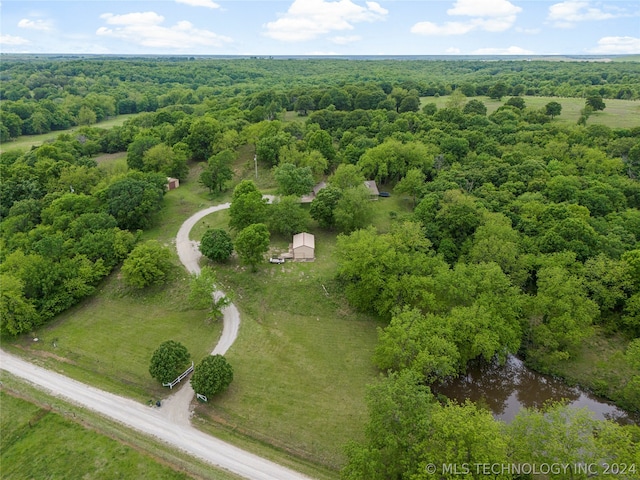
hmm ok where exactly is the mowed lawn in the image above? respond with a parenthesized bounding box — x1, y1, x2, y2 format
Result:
(0, 391, 194, 480)
(8, 272, 224, 402)
(422, 95, 640, 129)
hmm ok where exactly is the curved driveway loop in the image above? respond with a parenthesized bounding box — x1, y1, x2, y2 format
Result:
(1, 196, 312, 480)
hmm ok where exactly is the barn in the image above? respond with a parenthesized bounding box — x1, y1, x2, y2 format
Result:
(292, 232, 315, 260)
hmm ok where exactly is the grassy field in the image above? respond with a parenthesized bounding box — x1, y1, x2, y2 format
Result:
(5, 269, 225, 402)
(0, 391, 194, 480)
(422, 95, 640, 129)
(0, 114, 139, 153)
(0, 374, 243, 480)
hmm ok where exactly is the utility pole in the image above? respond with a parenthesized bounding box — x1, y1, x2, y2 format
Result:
(254, 154, 258, 179)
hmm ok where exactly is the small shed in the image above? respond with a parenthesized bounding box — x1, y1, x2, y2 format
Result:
(166, 177, 180, 191)
(292, 232, 315, 260)
(363, 180, 379, 199)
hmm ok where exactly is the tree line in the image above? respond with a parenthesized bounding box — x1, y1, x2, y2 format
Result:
(2, 56, 639, 141)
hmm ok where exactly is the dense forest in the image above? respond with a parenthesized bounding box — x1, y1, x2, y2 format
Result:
(1, 56, 640, 478)
(1, 56, 640, 141)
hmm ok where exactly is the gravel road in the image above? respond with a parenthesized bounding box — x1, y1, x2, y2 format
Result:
(1, 196, 313, 480)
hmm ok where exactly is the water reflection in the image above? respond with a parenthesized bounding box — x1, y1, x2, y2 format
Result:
(432, 355, 637, 424)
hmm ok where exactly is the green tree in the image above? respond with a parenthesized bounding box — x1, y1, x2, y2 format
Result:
(127, 135, 161, 171)
(269, 195, 308, 237)
(77, 105, 97, 126)
(310, 185, 342, 229)
(393, 168, 425, 206)
(187, 267, 230, 320)
(101, 173, 165, 231)
(463, 99, 487, 116)
(505, 96, 526, 109)
(334, 185, 374, 233)
(307, 129, 336, 162)
(586, 95, 606, 111)
(342, 370, 436, 480)
(121, 240, 173, 288)
(398, 95, 420, 113)
(545, 101, 562, 119)
(149, 340, 190, 385)
(0, 274, 39, 336)
(488, 82, 508, 100)
(190, 354, 234, 398)
(509, 402, 639, 469)
(199, 228, 233, 262)
(328, 164, 365, 190)
(234, 223, 270, 271)
(228, 181, 268, 231)
(186, 116, 221, 162)
(273, 163, 315, 196)
(418, 401, 508, 478)
(294, 94, 315, 116)
(526, 264, 599, 368)
(200, 149, 234, 193)
(143, 143, 188, 179)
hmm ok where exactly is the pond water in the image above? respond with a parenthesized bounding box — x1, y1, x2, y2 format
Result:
(432, 355, 638, 425)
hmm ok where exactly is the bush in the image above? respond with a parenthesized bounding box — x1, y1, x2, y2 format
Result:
(149, 340, 191, 384)
(190, 354, 234, 398)
(121, 240, 173, 288)
(200, 228, 233, 262)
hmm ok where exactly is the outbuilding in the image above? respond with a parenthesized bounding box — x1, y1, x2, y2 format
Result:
(292, 232, 315, 260)
(166, 177, 180, 191)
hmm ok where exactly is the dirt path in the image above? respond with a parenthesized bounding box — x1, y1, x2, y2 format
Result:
(0, 196, 312, 480)
(164, 202, 239, 425)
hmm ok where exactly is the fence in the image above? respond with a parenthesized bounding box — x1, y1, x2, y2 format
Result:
(162, 362, 194, 389)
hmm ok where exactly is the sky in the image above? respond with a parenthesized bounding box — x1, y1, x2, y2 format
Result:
(1, 0, 639, 56)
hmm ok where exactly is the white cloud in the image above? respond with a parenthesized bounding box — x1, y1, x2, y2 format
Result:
(472, 45, 535, 55)
(412, 0, 520, 36)
(445, 46, 461, 54)
(587, 36, 640, 54)
(411, 21, 475, 36)
(331, 35, 361, 44)
(515, 27, 541, 34)
(97, 11, 232, 49)
(0, 34, 30, 45)
(447, 0, 521, 18)
(175, 0, 221, 9)
(17, 18, 53, 31)
(547, 1, 618, 28)
(101, 12, 165, 26)
(264, 0, 388, 42)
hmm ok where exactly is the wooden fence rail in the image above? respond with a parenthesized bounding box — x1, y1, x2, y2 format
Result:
(162, 362, 194, 389)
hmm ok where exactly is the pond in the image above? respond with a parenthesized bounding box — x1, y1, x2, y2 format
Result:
(432, 355, 638, 425)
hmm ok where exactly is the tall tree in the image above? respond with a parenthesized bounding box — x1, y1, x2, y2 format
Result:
(334, 185, 374, 233)
(273, 163, 315, 196)
(545, 101, 562, 119)
(191, 354, 234, 398)
(342, 370, 436, 480)
(200, 149, 234, 193)
(149, 340, 191, 384)
(310, 185, 342, 229)
(234, 223, 270, 271)
(394, 168, 425, 206)
(121, 240, 173, 289)
(228, 181, 268, 231)
(200, 228, 233, 262)
(268, 195, 309, 237)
